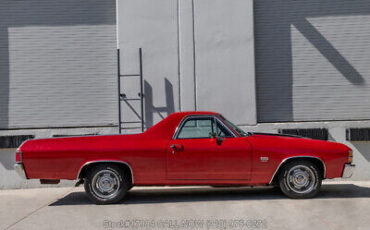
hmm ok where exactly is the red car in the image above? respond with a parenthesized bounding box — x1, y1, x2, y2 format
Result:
(14, 111, 355, 204)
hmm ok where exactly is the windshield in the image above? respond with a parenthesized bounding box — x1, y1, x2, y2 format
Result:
(220, 115, 248, 137)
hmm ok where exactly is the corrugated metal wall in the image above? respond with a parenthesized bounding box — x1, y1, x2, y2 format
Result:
(255, 0, 370, 122)
(0, 0, 116, 129)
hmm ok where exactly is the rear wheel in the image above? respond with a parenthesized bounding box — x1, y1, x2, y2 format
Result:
(278, 160, 322, 199)
(84, 164, 128, 205)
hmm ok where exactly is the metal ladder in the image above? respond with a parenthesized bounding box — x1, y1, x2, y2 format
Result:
(117, 48, 144, 134)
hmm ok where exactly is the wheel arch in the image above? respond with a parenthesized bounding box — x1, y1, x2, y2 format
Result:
(269, 156, 326, 185)
(77, 160, 134, 185)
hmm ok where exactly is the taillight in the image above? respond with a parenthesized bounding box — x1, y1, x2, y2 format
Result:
(16, 150, 22, 163)
(348, 150, 353, 163)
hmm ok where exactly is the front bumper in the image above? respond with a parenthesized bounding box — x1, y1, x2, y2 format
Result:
(14, 163, 27, 179)
(342, 163, 355, 178)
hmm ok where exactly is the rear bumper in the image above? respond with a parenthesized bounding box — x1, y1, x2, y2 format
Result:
(342, 163, 355, 178)
(14, 163, 27, 179)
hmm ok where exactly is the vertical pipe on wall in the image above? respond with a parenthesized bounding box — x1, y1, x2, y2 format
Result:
(117, 49, 121, 134)
(139, 48, 144, 132)
(116, 0, 120, 49)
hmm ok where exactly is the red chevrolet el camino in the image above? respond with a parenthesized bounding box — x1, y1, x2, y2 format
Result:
(14, 111, 355, 204)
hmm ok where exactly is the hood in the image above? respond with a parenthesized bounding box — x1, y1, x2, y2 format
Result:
(250, 132, 307, 139)
(247, 132, 350, 156)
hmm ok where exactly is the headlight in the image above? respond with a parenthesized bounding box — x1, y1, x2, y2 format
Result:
(348, 150, 353, 163)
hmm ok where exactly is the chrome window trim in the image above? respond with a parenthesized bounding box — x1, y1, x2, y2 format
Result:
(76, 160, 134, 184)
(268, 156, 326, 184)
(173, 115, 237, 140)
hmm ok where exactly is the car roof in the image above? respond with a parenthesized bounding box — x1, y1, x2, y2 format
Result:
(171, 111, 219, 116)
(144, 111, 220, 138)
(166, 111, 221, 123)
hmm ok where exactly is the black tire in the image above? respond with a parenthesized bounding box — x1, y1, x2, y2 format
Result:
(278, 160, 322, 199)
(84, 164, 128, 205)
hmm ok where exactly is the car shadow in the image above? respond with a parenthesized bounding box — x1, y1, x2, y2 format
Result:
(49, 184, 370, 206)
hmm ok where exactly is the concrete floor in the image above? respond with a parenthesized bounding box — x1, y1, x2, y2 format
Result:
(1, 181, 370, 230)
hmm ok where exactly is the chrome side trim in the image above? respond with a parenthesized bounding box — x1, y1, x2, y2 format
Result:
(342, 163, 355, 178)
(76, 160, 134, 184)
(173, 115, 237, 139)
(14, 163, 27, 179)
(268, 156, 326, 184)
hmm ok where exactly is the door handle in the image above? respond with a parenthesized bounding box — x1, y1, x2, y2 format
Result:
(170, 144, 183, 153)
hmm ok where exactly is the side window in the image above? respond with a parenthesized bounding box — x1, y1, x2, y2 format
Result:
(177, 117, 214, 139)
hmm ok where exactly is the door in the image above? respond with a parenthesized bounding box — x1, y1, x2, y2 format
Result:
(166, 116, 252, 180)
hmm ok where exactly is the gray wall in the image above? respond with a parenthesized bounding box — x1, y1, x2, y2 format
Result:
(118, 0, 179, 131)
(255, 0, 370, 122)
(193, 0, 256, 126)
(117, 0, 256, 131)
(0, 0, 256, 131)
(0, 0, 117, 129)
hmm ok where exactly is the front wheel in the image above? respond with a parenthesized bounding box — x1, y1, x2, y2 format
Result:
(278, 160, 322, 199)
(84, 164, 128, 205)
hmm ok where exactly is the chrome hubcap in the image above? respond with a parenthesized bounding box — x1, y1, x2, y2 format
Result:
(91, 169, 120, 199)
(287, 165, 316, 194)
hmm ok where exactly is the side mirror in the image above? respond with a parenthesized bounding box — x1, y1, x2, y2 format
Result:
(216, 136, 223, 145)
(210, 132, 222, 145)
